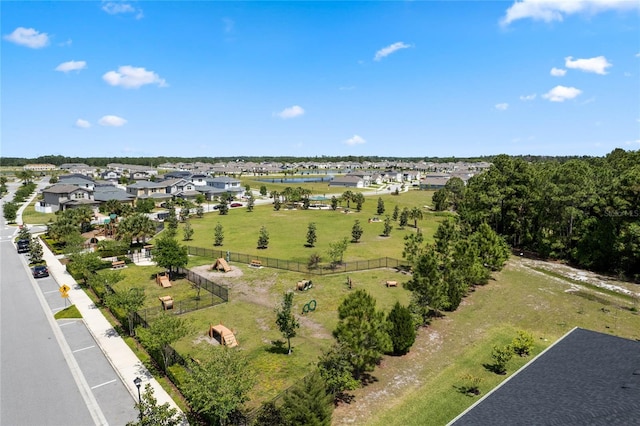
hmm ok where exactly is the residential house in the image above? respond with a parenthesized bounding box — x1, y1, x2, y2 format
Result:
(40, 184, 99, 213)
(23, 163, 56, 172)
(329, 176, 364, 188)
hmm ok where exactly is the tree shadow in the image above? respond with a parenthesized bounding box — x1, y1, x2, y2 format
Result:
(335, 391, 356, 406)
(358, 372, 378, 386)
(483, 363, 506, 375)
(453, 384, 481, 397)
(266, 340, 289, 355)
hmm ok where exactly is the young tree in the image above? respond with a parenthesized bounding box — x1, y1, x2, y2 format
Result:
(253, 401, 284, 426)
(387, 302, 416, 355)
(333, 289, 392, 379)
(403, 245, 446, 322)
(67, 251, 104, 284)
(257, 226, 269, 249)
(341, 191, 353, 209)
(351, 220, 363, 243)
(164, 207, 178, 237)
(28, 237, 44, 264)
(392, 204, 399, 221)
(179, 206, 190, 222)
(382, 215, 392, 237)
(511, 330, 535, 357)
(246, 194, 255, 212)
(353, 192, 365, 212)
(17, 226, 31, 241)
(306, 222, 317, 247)
(214, 222, 224, 246)
(273, 197, 281, 211)
(182, 221, 194, 241)
(281, 370, 333, 426)
(330, 196, 338, 211)
(105, 287, 145, 336)
(218, 198, 229, 215)
(126, 383, 183, 426)
(136, 313, 190, 373)
(490, 345, 513, 375)
(196, 204, 204, 218)
(471, 222, 510, 271)
(153, 236, 188, 278)
(182, 346, 255, 425)
(259, 185, 268, 197)
(399, 207, 409, 228)
(376, 197, 385, 215)
(307, 253, 321, 270)
(327, 237, 349, 265)
(275, 292, 299, 355)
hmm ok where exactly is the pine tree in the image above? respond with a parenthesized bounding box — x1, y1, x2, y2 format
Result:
(257, 226, 269, 249)
(387, 302, 416, 355)
(275, 292, 299, 354)
(214, 223, 224, 246)
(306, 222, 317, 247)
(383, 215, 392, 237)
(351, 220, 363, 243)
(377, 197, 385, 215)
(281, 370, 333, 426)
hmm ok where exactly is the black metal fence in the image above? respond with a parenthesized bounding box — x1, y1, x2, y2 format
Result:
(187, 246, 405, 275)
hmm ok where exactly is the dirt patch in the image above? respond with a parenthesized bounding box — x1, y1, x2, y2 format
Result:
(191, 263, 244, 279)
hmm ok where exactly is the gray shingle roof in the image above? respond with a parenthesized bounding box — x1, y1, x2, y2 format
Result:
(451, 328, 640, 426)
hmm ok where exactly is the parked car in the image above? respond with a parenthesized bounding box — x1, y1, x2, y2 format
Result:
(31, 265, 49, 278)
(16, 239, 30, 254)
(230, 203, 243, 208)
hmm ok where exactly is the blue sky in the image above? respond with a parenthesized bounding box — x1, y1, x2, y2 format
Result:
(2, 1, 639, 158)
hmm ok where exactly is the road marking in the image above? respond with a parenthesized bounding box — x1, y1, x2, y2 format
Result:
(20, 255, 108, 426)
(73, 345, 96, 353)
(58, 321, 78, 327)
(91, 379, 117, 390)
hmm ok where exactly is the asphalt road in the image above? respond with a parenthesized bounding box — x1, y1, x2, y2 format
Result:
(0, 181, 138, 425)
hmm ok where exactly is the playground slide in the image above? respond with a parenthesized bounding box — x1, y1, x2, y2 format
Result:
(159, 276, 172, 288)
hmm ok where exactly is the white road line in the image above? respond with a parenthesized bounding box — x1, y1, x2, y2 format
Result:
(91, 379, 117, 390)
(73, 345, 96, 353)
(51, 306, 67, 312)
(21, 254, 108, 426)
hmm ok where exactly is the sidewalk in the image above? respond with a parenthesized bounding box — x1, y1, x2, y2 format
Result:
(40, 243, 185, 420)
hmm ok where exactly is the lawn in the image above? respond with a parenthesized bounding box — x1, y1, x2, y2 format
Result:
(174, 189, 444, 264)
(330, 259, 640, 426)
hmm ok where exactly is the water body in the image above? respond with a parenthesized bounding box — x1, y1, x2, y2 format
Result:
(256, 176, 334, 183)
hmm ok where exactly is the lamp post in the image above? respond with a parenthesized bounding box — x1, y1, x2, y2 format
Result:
(133, 376, 142, 421)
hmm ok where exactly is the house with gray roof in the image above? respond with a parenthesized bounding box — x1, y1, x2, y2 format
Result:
(450, 328, 640, 426)
(40, 184, 98, 212)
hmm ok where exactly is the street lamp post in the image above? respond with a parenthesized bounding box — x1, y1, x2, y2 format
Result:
(133, 376, 142, 421)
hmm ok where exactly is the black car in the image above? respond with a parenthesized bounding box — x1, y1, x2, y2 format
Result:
(31, 265, 49, 278)
(17, 239, 30, 253)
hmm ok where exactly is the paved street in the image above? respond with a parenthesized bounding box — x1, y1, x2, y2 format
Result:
(0, 181, 138, 425)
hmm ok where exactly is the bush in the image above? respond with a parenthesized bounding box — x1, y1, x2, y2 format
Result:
(458, 374, 482, 396)
(387, 302, 416, 355)
(490, 345, 513, 375)
(511, 330, 535, 357)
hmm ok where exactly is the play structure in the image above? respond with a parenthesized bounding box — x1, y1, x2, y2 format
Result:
(296, 280, 313, 291)
(302, 299, 317, 314)
(212, 258, 231, 272)
(208, 323, 238, 348)
(386, 280, 398, 287)
(159, 295, 174, 310)
(156, 272, 172, 288)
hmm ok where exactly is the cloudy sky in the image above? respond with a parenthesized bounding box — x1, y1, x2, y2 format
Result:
(2, 1, 639, 158)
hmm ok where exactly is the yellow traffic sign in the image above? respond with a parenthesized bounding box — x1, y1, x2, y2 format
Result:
(61, 292, 69, 298)
(59, 284, 70, 294)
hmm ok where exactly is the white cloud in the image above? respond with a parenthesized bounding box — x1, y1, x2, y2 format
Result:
(542, 85, 582, 102)
(550, 67, 566, 76)
(565, 56, 611, 74)
(495, 103, 509, 111)
(55, 60, 87, 73)
(501, 0, 639, 26)
(275, 105, 305, 119)
(101, 1, 143, 18)
(374, 42, 411, 61)
(75, 119, 91, 129)
(98, 115, 127, 127)
(103, 66, 167, 89)
(344, 135, 366, 146)
(3, 27, 49, 48)
(520, 94, 537, 101)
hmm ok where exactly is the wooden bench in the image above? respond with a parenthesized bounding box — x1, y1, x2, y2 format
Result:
(386, 280, 398, 288)
(250, 260, 262, 268)
(112, 260, 126, 269)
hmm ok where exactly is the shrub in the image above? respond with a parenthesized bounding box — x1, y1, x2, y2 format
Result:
(458, 374, 483, 395)
(490, 345, 513, 375)
(511, 330, 535, 357)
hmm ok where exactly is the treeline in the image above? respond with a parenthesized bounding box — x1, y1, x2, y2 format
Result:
(435, 148, 640, 281)
(2, 154, 592, 168)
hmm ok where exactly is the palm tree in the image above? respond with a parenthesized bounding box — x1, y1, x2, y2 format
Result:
(409, 207, 424, 229)
(342, 190, 354, 208)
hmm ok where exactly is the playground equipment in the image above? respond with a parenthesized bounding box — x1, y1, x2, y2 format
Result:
(212, 258, 231, 272)
(208, 323, 238, 348)
(296, 280, 313, 291)
(386, 280, 398, 287)
(159, 295, 174, 310)
(249, 259, 262, 268)
(302, 299, 317, 314)
(156, 272, 172, 288)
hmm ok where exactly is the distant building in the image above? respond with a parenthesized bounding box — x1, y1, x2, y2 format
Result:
(23, 163, 56, 172)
